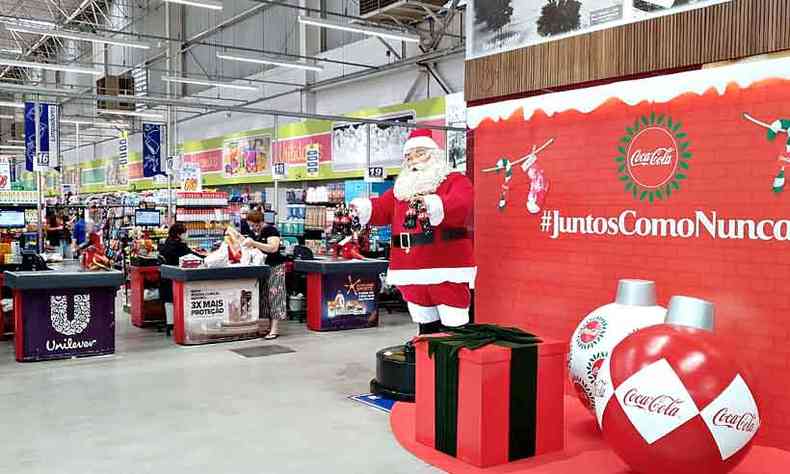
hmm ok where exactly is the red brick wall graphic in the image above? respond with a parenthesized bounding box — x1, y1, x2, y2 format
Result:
(470, 58, 790, 449)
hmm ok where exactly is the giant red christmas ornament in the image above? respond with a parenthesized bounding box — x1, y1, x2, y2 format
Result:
(595, 296, 760, 474)
(568, 279, 666, 413)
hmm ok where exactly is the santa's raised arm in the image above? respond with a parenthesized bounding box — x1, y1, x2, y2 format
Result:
(351, 129, 475, 334)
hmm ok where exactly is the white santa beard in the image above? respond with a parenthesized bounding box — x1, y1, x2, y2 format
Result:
(393, 154, 450, 201)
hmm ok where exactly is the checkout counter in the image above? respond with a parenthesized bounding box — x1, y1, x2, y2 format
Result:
(294, 258, 389, 332)
(159, 264, 271, 345)
(5, 260, 124, 362)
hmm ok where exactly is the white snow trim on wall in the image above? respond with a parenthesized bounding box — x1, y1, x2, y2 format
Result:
(467, 56, 790, 129)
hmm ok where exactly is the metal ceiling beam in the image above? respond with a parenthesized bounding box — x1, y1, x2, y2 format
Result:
(0, 0, 96, 79)
(0, 82, 466, 131)
(248, 0, 463, 40)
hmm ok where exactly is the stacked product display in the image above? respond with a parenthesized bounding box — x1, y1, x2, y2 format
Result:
(176, 191, 229, 251)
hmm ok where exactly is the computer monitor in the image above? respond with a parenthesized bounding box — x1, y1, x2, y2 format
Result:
(134, 209, 161, 227)
(0, 210, 26, 228)
(264, 210, 276, 224)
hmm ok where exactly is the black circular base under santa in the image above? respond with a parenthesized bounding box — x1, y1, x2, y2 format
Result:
(370, 344, 415, 402)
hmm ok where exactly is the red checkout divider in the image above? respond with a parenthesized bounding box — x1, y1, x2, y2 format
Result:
(128, 265, 165, 328)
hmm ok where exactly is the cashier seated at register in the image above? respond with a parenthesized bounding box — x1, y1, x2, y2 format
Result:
(159, 223, 208, 333)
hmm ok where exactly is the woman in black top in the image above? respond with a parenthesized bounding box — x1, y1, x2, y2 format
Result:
(159, 223, 204, 330)
(242, 210, 286, 339)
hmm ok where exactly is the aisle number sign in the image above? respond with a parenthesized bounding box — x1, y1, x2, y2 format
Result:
(306, 144, 320, 177)
(365, 166, 386, 182)
(273, 162, 287, 180)
(118, 130, 128, 165)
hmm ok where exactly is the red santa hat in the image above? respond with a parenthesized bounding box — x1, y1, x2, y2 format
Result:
(404, 128, 439, 154)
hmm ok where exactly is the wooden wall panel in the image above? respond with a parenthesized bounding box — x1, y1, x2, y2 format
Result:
(465, 0, 790, 104)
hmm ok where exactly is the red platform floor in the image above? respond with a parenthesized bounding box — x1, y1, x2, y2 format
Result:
(390, 396, 790, 474)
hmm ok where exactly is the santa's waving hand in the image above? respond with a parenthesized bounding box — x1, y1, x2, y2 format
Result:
(351, 129, 476, 334)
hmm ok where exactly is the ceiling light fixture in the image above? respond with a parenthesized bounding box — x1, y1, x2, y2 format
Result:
(0, 58, 102, 76)
(297, 15, 420, 43)
(4, 25, 152, 50)
(0, 47, 22, 54)
(61, 119, 130, 129)
(217, 52, 323, 72)
(162, 0, 223, 11)
(7, 139, 23, 144)
(98, 109, 164, 120)
(162, 75, 259, 92)
(0, 145, 25, 150)
(0, 114, 15, 119)
(0, 101, 24, 108)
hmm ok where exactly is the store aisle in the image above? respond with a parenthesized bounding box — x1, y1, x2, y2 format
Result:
(0, 300, 436, 474)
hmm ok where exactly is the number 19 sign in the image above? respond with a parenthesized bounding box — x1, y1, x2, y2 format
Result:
(365, 166, 386, 182)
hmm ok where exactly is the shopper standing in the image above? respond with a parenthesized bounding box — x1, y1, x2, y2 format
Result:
(159, 223, 205, 334)
(242, 210, 286, 339)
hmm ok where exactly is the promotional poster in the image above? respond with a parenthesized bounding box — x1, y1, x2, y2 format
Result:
(320, 273, 380, 331)
(469, 57, 790, 447)
(142, 123, 165, 177)
(182, 279, 261, 344)
(18, 289, 115, 361)
(222, 134, 271, 177)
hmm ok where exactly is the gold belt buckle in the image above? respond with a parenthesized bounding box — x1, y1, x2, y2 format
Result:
(399, 233, 411, 254)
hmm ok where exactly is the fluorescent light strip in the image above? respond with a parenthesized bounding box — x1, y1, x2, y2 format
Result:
(98, 109, 164, 119)
(62, 120, 130, 128)
(0, 58, 101, 76)
(5, 25, 152, 50)
(0, 114, 15, 119)
(0, 47, 22, 54)
(297, 16, 420, 43)
(7, 139, 23, 144)
(163, 0, 223, 10)
(0, 145, 24, 150)
(217, 52, 323, 72)
(0, 101, 24, 108)
(162, 75, 259, 92)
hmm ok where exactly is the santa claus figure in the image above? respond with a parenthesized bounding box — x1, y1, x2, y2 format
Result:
(351, 129, 475, 333)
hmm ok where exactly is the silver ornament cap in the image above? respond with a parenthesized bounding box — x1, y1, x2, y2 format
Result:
(615, 279, 657, 306)
(666, 295, 715, 332)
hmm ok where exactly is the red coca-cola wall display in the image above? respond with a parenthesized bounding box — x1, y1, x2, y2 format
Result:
(469, 56, 790, 448)
(596, 297, 760, 474)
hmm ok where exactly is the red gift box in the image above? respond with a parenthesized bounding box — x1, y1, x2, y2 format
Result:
(415, 334, 566, 468)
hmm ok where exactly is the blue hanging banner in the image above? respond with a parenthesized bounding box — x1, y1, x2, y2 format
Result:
(24, 102, 56, 171)
(24, 102, 35, 172)
(142, 123, 164, 177)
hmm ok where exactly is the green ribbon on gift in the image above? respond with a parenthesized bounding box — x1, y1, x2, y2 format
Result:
(420, 324, 542, 460)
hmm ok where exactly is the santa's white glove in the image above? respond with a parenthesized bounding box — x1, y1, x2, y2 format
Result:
(771, 120, 784, 134)
(350, 198, 372, 226)
(422, 194, 445, 226)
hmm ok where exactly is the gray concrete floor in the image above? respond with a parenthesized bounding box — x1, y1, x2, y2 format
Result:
(0, 297, 437, 474)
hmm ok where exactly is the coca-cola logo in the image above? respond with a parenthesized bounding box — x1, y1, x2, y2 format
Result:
(623, 388, 684, 417)
(616, 114, 692, 203)
(627, 128, 678, 188)
(713, 408, 759, 433)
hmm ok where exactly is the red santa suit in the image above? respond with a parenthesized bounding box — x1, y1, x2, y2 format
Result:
(352, 131, 475, 327)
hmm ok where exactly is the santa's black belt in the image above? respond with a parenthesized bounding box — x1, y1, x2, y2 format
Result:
(391, 228, 468, 249)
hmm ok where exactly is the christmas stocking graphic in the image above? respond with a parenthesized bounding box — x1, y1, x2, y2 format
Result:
(526, 165, 550, 214)
(768, 119, 790, 193)
(494, 158, 513, 210)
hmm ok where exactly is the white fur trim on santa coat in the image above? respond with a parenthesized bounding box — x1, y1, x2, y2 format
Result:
(407, 302, 440, 323)
(404, 136, 439, 152)
(438, 305, 470, 327)
(350, 197, 372, 226)
(386, 266, 477, 288)
(422, 194, 445, 226)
